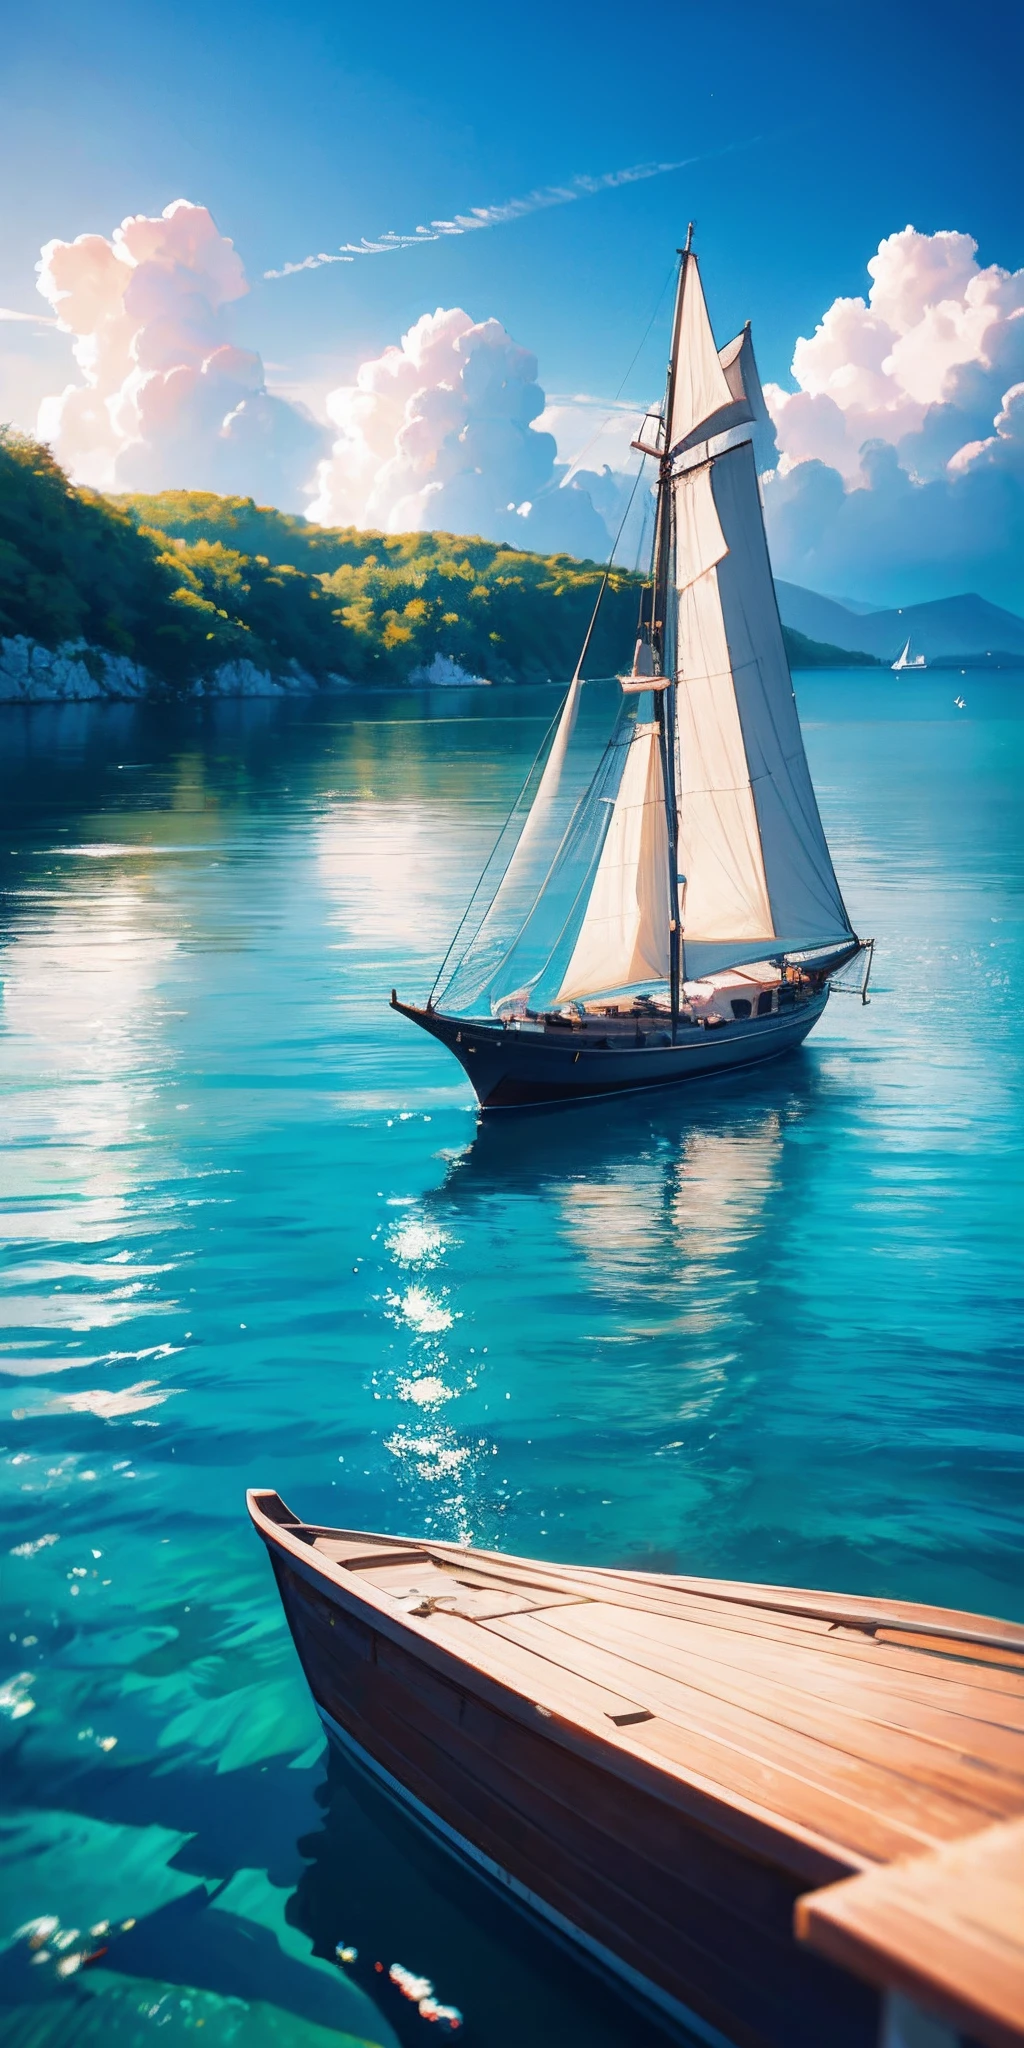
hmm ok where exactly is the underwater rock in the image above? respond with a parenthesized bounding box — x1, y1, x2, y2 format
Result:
(0, 1971, 385, 2048)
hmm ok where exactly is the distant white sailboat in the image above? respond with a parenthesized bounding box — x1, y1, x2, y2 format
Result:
(892, 639, 927, 671)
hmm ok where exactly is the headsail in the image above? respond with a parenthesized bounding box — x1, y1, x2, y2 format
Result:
(556, 722, 670, 1002)
(436, 682, 634, 1016)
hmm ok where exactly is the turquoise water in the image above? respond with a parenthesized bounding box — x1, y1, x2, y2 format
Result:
(1, 672, 1022, 2047)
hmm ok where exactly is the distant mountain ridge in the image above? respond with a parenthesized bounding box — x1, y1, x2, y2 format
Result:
(775, 583, 1024, 661)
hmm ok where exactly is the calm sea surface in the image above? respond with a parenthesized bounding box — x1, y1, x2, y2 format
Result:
(1, 672, 1022, 2048)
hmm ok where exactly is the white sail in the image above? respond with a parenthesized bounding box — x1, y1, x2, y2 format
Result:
(674, 439, 854, 977)
(669, 257, 755, 456)
(434, 676, 621, 1016)
(668, 457, 773, 945)
(556, 722, 670, 1001)
(499, 673, 582, 879)
(673, 458, 729, 593)
(674, 600, 774, 946)
(710, 324, 777, 465)
(891, 639, 926, 670)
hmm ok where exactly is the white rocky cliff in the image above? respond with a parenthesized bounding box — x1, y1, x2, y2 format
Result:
(0, 638, 488, 701)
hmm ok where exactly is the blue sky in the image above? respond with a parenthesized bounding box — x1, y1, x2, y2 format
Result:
(2, 0, 1023, 604)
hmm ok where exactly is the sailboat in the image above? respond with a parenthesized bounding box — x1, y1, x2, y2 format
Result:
(392, 231, 870, 1110)
(892, 639, 927, 671)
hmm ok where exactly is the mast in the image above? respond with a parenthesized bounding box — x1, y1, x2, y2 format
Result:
(652, 225, 693, 1040)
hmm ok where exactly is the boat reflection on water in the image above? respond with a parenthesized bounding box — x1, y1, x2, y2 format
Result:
(550, 1105, 783, 1302)
(362, 1059, 829, 1568)
(288, 1738, 696, 2048)
(436, 1060, 804, 1300)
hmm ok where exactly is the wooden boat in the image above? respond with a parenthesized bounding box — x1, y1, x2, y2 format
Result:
(392, 229, 872, 1112)
(248, 1490, 1024, 2048)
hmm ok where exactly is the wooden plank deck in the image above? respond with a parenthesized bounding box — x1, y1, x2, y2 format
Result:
(307, 1524, 1024, 1863)
(320, 1534, 1024, 1859)
(251, 1499, 1024, 2048)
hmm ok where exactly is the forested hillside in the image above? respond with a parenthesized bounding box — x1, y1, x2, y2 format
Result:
(1, 438, 640, 688)
(1, 433, 877, 690)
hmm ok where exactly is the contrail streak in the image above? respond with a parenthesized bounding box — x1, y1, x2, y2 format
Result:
(263, 143, 759, 281)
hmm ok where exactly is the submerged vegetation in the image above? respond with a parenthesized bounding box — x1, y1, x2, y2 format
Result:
(1, 432, 876, 689)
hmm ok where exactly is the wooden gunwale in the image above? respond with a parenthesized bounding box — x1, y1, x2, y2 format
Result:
(424, 1537, 1024, 1657)
(561, 1596, 1024, 1728)
(418, 1547, 1024, 1718)
(312, 1529, 1024, 1716)
(326, 1532, 1024, 1737)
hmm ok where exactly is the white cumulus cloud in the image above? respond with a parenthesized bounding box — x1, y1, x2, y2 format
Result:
(35, 199, 325, 503)
(307, 305, 617, 558)
(762, 226, 1024, 607)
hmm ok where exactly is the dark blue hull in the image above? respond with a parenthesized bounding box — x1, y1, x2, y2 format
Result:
(392, 987, 830, 1110)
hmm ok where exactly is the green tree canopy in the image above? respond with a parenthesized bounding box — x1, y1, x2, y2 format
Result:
(1, 442, 642, 687)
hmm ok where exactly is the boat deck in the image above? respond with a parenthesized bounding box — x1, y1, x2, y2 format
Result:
(307, 1532, 1024, 1875)
(251, 1496, 1024, 2046)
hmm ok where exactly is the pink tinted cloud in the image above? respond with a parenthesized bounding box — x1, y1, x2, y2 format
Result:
(36, 199, 322, 503)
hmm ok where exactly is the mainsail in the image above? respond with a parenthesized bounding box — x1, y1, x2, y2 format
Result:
(435, 237, 855, 1019)
(672, 432, 853, 976)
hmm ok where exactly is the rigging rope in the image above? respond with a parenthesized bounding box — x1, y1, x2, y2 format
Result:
(428, 459, 650, 1009)
(561, 258, 677, 485)
(569, 456, 649, 685)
